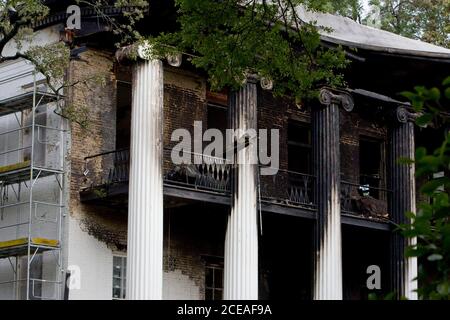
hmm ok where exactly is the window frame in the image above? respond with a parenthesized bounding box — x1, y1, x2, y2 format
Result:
(202, 256, 224, 301)
(287, 120, 312, 174)
(358, 135, 387, 199)
(112, 254, 127, 300)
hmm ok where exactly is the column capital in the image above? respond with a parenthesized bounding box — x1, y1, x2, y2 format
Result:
(115, 40, 160, 63)
(318, 88, 354, 112)
(396, 106, 420, 124)
(245, 73, 260, 84)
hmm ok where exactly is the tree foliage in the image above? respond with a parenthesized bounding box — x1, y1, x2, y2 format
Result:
(0, 0, 351, 111)
(0, 0, 146, 127)
(368, 0, 450, 48)
(400, 76, 450, 299)
(320, 0, 364, 22)
(152, 0, 348, 101)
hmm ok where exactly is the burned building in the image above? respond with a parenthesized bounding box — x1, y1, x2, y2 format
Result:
(0, 2, 449, 300)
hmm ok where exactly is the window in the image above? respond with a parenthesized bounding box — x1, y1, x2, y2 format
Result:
(115, 81, 132, 149)
(113, 255, 127, 300)
(207, 104, 227, 134)
(359, 137, 384, 198)
(287, 121, 312, 174)
(205, 263, 223, 300)
(206, 104, 228, 157)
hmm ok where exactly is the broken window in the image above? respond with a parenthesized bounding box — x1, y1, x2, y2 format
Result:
(112, 255, 127, 300)
(287, 121, 312, 174)
(359, 137, 384, 199)
(205, 262, 223, 300)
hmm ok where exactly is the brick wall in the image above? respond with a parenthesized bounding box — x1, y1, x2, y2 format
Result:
(67, 49, 127, 250)
(258, 90, 388, 183)
(164, 67, 207, 148)
(340, 109, 388, 184)
(163, 205, 227, 300)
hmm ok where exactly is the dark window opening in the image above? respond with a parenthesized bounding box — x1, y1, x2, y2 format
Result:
(359, 137, 383, 198)
(207, 104, 227, 133)
(205, 262, 223, 300)
(287, 121, 312, 174)
(206, 104, 227, 158)
(116, 81, 132, 150)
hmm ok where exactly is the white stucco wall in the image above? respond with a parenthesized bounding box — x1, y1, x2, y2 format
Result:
(65, 216, 203, 300)
(0, 24, 63, 101)
(66, 216, 113, 300)
(163, 270, 202, 300)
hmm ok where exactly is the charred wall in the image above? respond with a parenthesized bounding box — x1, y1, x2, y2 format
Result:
(68, 49, 127, 250)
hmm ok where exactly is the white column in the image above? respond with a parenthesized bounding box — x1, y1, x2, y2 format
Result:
(313, 89, 353, 300)
(224, 80, 259, 300)
(126, 59, 164, 300)
(389, 108, 418, 300)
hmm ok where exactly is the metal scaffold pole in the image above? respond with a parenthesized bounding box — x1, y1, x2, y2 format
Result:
(0, 68, 66, 300)
(25, 71, 37, 300)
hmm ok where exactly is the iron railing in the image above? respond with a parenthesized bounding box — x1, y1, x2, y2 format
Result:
(259, 168, 315, 208)
(82, 148, 232, 194)
(163, 148, 231, 193)
(83, 148, 129, 188)
(82, 149, 391, 219)
(341, 181, 390, 219)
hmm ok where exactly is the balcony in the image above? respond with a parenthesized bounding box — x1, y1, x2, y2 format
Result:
(80, 148, 231, 203)
(341, 181, 390, 221)
(79, 149, 390, 221)
(259, 169, 315, 210)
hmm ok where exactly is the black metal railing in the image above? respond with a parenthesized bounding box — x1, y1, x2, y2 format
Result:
(259, 168, 315, 208)
(82, 148, 232, 194)
(163, 148, 231, 193)
(340, 181, 390, 219)
(81, 149, 390, 219)
(83, 149, 130, 188)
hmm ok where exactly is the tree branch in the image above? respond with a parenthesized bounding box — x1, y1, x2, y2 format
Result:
(0, 18, 28, 54)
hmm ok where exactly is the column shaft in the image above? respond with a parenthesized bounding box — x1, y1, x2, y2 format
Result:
(313, 102, 343, 300)
(224, 81, 259, 300)
(126, 59, 164, 300)
(389, 121, 418, 300)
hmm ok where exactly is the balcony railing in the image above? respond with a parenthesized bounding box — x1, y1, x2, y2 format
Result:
(83, 148, 130, 188)
(163, 148, 231, 193)
(341, 181, 390, 219)
(82, 148, 231, 194)
(259, 169, 315, 209)
(81, 149, 390, 219)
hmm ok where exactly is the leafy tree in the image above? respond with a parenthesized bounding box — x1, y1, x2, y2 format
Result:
(0, 0, 147, 127)
(1, 0, 349, 116)
(152, 0, 348, 101)
(367, 0, 450, 48)
(400, 77, 450, 299)
(321, 0, 364, 22)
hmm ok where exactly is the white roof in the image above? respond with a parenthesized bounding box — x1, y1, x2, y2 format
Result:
(296, 6, 450, 59)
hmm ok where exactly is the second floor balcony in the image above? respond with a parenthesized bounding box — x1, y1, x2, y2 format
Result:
(79, 148, 391, 222)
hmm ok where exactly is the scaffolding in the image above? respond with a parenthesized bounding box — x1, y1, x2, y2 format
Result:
(0, 74, 66, 300)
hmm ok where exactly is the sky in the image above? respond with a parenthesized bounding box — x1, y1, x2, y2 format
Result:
(361, 0, 370, 16)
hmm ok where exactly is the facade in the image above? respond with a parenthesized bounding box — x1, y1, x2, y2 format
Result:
(0, 3, 449, 300)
